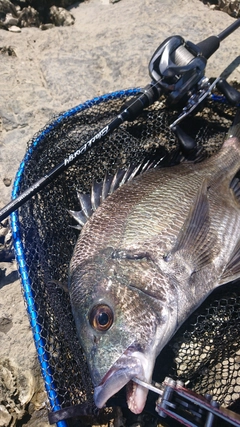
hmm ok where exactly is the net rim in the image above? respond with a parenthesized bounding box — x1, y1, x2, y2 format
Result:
(9, 88, 141, 426)
(9, 89, 228, 426)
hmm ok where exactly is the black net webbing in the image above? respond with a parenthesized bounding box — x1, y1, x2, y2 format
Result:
(12, 90, 240, 426)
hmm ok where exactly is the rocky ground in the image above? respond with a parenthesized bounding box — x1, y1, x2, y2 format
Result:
(0, 0, 240, 426)
(0, 0, 76, 31)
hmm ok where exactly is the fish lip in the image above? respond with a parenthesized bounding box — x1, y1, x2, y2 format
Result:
(93, 348, 150, 414)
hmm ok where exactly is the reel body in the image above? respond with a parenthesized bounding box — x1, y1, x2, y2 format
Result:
(149, 35, 207, 106)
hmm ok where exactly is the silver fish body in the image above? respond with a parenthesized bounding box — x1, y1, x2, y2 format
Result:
(68, 113, 240, 414)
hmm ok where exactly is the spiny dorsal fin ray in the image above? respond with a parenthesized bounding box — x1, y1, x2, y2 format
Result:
(77, 193, 92, 217)
(69, 210, 87, 228)
(109, 169, 128, 194)
(102, 173, 113, 201)
(91, 181, 103, 212)
(219, 239, 240, 285)
(70, 160, 159, 228)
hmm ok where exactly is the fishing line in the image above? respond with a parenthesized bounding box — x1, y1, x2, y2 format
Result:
(1, 18, 240, 223)
(0, 80, 162, 222)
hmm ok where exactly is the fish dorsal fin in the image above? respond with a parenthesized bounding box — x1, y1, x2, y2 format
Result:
(226, 109, 240, 140)
(219, 239, 240, 285)
(230, 176, 240, 204)
(168, 180, 215, 271)
(68, 192, 92, 228)
(69, 160, 158, 228)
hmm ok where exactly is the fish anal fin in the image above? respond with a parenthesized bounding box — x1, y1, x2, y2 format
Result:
(220, 240, 240, 285)
(169, 180, 215, 271)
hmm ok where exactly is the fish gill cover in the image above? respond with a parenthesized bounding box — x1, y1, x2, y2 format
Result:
(11, 89, 240, 426)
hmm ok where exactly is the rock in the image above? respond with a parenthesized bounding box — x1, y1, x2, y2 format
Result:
(0, 220, 14, 262)
(0, 0, 18, 29)
(0, 0, 18, 18)
(21, 407, 51, 427)
(0, 221, 8, 241)
(56, 0, 80, 6)
(7, 24, 21, 31)
(40, 22, 54, 30)
(27, 0, 77, 7)
(0, 404, 12, 427)
(0, 358, 35, 425)
(4, 229, 12, 246)
(49, 5, 75, 26)
(0, 0, 77, 28)
(0, 357, 49, 427)
(204, 0, 240, 17)
(17, 5, 40, 27)
(0, 21, 7, 29)
(3, 12, 17, 25)
(218, 0, 240, 17)
(0, 266, 48, 426)
(3, 177, 12, 186)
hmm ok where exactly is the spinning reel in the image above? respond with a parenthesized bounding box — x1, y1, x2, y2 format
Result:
(125, 18, 240, 131)
(135, 18, 240, 150)
(1, 18, 240, 221)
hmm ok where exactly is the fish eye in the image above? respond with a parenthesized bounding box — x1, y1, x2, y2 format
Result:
(89, 304, 114, 332)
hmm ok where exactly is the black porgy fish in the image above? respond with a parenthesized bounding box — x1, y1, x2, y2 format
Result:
(68, 111, 240, 414)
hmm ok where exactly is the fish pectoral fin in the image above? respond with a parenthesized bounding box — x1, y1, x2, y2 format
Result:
(170, 179, 215, 270)
(219, 240, 240, 285)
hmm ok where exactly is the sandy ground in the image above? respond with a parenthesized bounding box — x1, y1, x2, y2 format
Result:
(0, 0, 240, 425)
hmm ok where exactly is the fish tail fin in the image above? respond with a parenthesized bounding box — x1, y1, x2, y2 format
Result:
(226, 109, 240, 140)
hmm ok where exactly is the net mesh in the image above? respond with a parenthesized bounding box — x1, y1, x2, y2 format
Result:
(12, 89, 240, 426)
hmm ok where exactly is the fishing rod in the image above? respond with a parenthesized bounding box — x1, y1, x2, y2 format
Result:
(1, 18, 240, 223)
(48, 375, 240, 425)
(134, 377, 240, 427)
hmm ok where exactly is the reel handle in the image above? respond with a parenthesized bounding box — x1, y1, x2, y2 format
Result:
(216, 78, 240, 106)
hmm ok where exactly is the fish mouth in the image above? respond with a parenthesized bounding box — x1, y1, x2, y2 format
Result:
(93, 348, 151, 414)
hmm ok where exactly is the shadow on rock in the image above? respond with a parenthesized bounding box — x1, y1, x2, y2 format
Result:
(0, 268, 19, 289)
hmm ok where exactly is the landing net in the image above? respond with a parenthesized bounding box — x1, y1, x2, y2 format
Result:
(11, 88, 240, 426)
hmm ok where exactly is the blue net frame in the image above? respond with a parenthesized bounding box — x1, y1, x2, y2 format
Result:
(10, 89, 232, 426)
(10, 89, 141, 427)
